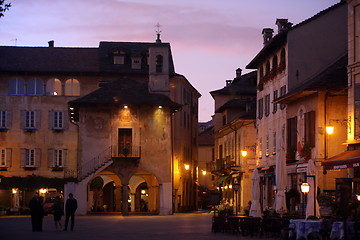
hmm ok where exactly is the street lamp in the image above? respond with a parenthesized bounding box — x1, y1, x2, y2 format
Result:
(301, 175, 317, 219)
(326, 125, 334, 135)
(301, 182, 309, 217)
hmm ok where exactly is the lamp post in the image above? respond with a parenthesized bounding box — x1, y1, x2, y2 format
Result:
(233, 182, 240, 216)
(306, 175, 316, 218)
(301, 175, 317, 219)
(301, 182, 310, 217)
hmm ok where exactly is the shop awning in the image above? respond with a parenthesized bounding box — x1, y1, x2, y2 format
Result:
(214, 175, 231, 185)
(322, 150, 360, 170)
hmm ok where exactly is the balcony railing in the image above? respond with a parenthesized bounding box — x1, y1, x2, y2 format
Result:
(111, 145, 141, 158)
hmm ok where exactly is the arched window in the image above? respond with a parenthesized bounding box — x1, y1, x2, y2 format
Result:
(266, 60, 270, 75)
(280, 48, 286, 68)
(27, 78, 44, 96)
(46, 78, 62, 96)
(65, 79, 80, 96)
(156, 55, 163, 73)
(272, 55, 278, 70)
(8, 78, 25, 95)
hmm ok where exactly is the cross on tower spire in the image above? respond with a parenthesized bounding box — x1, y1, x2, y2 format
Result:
(155, 22, 162, 43)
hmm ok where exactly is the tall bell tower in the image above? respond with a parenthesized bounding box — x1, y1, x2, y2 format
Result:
(148, 23, 170, 96)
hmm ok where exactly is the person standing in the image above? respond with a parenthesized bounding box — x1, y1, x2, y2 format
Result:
(64, 193, 77, 231)
(52, 196, 63, 231)
(29, 193, 42, 232)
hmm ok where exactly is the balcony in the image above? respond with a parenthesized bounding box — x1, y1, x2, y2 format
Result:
(111, 145, 141, 162)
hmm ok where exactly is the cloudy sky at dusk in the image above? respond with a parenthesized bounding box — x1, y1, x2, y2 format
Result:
(0, 0, 340, 121)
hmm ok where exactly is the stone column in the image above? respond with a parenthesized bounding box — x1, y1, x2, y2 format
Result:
(114, 185, 121, 212)
(159, 182, 173, 215)
(121, 184, 129, 216)
(130, 193, 136, 212)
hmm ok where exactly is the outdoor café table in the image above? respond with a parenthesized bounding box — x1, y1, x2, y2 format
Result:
(289, 219, 323, 240)
(330, 221, 355, 240)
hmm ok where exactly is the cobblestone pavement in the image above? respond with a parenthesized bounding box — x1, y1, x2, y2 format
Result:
(0, 213, 278, 240)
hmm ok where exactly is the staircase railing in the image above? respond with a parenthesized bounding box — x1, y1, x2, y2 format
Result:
(78, 146, 112, 181)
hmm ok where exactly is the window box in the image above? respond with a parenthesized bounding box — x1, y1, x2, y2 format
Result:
(0, 167, 7, 171)
(24, 128, 36, 133)
(53, 128, 64, 133)
(52, 166, 63, 171)
(24, 167, 37, 170)
(0, 128, 8, 132)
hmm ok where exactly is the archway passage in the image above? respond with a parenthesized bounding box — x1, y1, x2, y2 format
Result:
(87, 171, 160, 214)
(128, 171, 160, 214)
(88, 172, 121, 213)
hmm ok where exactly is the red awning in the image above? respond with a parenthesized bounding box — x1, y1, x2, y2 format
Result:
(322, 150, 360, 170)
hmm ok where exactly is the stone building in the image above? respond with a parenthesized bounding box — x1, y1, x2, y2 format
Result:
(209, 69, 257, 214)
(246, 2, 348, 213)
(0, 36, 200, 215)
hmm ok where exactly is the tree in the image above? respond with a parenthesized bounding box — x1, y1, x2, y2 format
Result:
(0, 0, 11, 18)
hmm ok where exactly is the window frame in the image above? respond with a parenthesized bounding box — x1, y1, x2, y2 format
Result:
(25, 149, 36, 167)
(27, 78, 44, 96)
(8, 78, 25, 95)
(265, 94, 270, 117)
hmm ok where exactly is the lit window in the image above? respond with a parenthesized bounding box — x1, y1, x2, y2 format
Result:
(65, 79, 80, 96)
(46, 78, 62, 96)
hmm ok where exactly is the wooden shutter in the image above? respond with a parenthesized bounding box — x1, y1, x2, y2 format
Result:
(20, 110, 26, 129)
(48, 110, 54, 129)
(35, 110, 41, 129)
(6, 110, 12, 128)
(63, 111, 69, 130)
(35, 148, 41, 167)
(48, 149, 54, 168)
(20, 149, 25, 167)
(63, 149, 68, 168)
(5, 148, 12, 167)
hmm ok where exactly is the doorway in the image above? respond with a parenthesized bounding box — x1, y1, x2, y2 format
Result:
(118, 128, 132, 156)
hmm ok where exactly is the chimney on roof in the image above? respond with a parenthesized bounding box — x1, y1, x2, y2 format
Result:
(236, 68, 242, 78)
(48, 40, 54, 48)
(262, 28, 274, 46)
(275, 19, 293, 33)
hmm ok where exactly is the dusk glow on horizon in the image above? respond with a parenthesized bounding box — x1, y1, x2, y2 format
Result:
(0, 0, 339, 121)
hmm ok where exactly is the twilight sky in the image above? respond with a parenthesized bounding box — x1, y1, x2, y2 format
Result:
(0, 0, 340, 122)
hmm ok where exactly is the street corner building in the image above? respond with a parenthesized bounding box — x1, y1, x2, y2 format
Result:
(0, 35, 200, 216)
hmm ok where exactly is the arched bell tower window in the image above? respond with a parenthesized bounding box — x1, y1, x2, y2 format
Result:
(156, 55, 163, 73)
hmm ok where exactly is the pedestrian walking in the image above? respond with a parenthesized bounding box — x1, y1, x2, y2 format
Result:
(52, 196, 64, 231)
(29, 193, 43, 232)
(64, 193, 77, 231)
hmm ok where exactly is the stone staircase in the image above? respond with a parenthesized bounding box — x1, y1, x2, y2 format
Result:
(78, 146, 113, 181)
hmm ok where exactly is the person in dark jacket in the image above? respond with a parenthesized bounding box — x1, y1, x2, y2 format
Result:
(52, 196, 63, 231)
(29, 193, 43, 232)
(64, 193, 77, 231)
